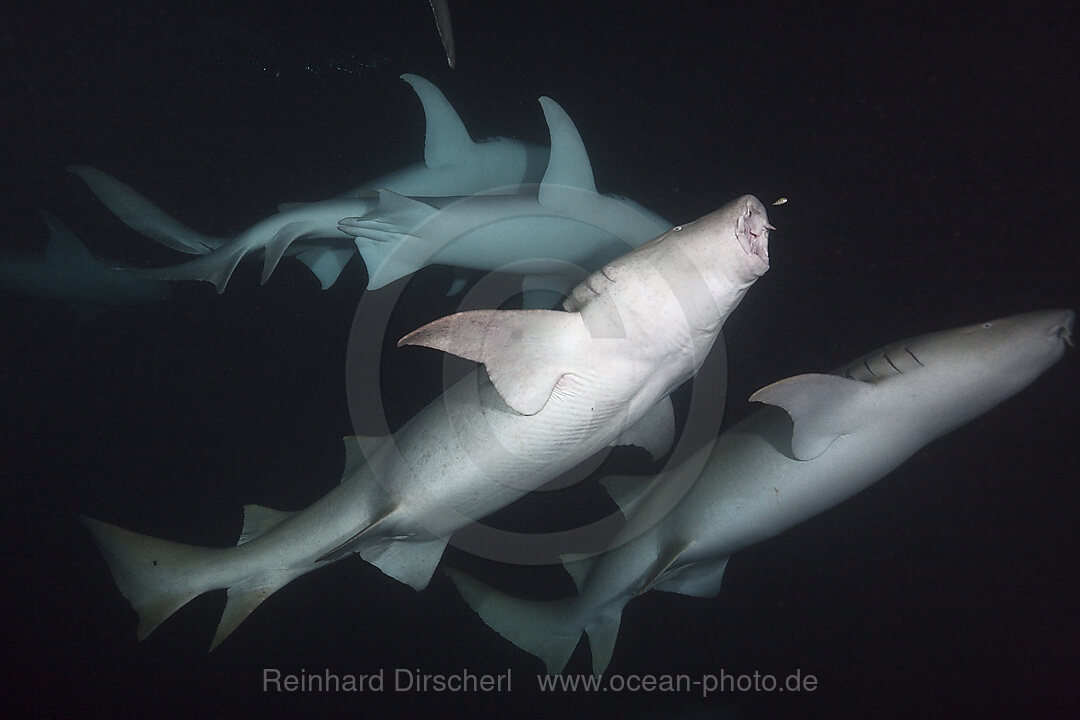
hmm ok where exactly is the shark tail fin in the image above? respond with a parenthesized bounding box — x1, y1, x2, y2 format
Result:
(137, 241, 249, 293)
(81, 516, 222, 641)
(444, 568, 581, 675)
(67, 165, 225, 255)
(82, 515, 298, 649)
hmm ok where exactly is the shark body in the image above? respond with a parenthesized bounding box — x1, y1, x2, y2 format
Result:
(0, 211, 170, 312)
(447, 309, 1074, 675)
(68, 74, 550, 289)
(83, 195, 771, 650)
(121, 93, 669, 295)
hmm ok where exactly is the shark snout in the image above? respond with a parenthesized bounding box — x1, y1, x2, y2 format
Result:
(1054, 309, 1075, 347)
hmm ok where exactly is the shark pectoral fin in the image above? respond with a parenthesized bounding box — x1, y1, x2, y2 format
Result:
(260, 222, 309, 285)
(653, 557, 730, 598)
(294, 247, 354, 289)
(237, 504, 294, 546)
(612, 395, 675, 460)
(398, 309, 588, 415)
(445, 568, 580, 675)
(340, 190, 441, 290)
(400, 74, 472, 168)
(585, 608, 624, 676)
(750, 373, 871, 461)
(536, 97, 597, 211)
(359, 535, 449, 591)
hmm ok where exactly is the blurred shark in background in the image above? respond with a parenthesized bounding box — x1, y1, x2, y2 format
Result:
(0, 211, 170, 315)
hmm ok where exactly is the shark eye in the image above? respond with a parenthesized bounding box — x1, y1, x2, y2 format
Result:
(982, 322, 993, 329)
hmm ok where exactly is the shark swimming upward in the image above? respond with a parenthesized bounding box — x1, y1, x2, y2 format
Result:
(82, 194, 772, 650)
(446, 309, 1074, 675)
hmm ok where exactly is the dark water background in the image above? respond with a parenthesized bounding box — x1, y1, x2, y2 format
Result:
(1, 1, 1077, 717)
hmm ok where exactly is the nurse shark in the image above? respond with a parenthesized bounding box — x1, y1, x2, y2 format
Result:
(446, 309, 1074, 675)
(82, 194, 771, 649)
(68, 74, 550, 289)
(0, 211, 170, 313)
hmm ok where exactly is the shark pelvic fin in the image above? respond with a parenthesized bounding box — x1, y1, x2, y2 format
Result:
(210, 574, 297, 651)
(750, 373, 871, 460)
(653, 557, 730, 598)
(559, 553, 598, 592)
(359, 535, 449, 591)
(260, 221, 309, 285)
(445, 568, 580, 675)
(294, 246, 354, 289)
(398, 309, 589, 415)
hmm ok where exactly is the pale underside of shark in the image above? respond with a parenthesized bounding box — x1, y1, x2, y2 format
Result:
(446, 309, 1074, 675)
(68, 74, 550, 290)
(0, 210, 170, 314)
(82, 194, 772, 650)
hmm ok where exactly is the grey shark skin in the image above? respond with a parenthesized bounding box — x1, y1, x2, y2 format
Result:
(68, 74, 548, 289)
(0, 211, 170, 311)
(130, 93, 670, 294)
(338, 96, 673, 292)
(82, 196, 771, 650)
(447, 309, 1074, 675)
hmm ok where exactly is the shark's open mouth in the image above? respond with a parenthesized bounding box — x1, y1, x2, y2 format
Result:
(1056, 311, 1075, 347)
(735, 200, 772, 274)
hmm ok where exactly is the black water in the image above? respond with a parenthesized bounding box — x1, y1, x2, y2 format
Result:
(2, 2, 1077, 718)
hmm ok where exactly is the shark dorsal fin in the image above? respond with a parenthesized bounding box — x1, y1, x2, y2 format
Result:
(341, 435, 395, 480)
(39, 210, 96, 266)
(401, 74, 474, 170)
(398, 309, 590, 416)
(536, 96, 598, 210)
(237, 504, 294, 545)
(750, 373, 872, 461)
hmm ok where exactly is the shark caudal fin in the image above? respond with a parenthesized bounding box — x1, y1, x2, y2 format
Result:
(136, 241, 250, 293)
(82, 507, 299, 650)
(445, 568, 582, 675)
(67, 165, 226, 255)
